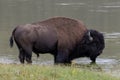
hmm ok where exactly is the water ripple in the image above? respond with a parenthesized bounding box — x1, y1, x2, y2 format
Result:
(55, 2, 86, 6)
(104, 32, 120, 39)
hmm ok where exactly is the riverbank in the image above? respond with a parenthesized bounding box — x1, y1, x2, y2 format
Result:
(0, 64, 119, 80)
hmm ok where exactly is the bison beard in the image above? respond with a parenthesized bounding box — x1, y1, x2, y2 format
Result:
(9, 17, 105, 64)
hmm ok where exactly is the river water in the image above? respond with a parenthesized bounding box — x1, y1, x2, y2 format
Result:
(0, 0, 120, 77)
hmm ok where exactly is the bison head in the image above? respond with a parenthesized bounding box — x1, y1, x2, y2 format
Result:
(78, 29, 105, 63)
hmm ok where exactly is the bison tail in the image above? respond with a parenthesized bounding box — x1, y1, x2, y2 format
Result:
(10, 27, 17, 47)
(10, 36, 14, 47)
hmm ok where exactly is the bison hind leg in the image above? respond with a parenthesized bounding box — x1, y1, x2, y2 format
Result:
(20, 45, 32, 64)
(19, 48, 26, 64)
(25, 53, 32, 64)
(24, 48, 32, 64)
(19, 48, 32, 64)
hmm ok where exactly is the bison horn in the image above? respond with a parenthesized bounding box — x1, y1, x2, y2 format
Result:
(88, 31, 93, 41)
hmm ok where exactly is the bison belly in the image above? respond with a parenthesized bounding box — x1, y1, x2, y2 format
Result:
(32, 31, 58, 53)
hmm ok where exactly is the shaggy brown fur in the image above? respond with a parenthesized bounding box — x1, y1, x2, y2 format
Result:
(32, 17, 87, 50)
(10, 17, 91, 64)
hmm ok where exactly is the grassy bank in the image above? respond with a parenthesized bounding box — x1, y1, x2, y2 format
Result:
(0, 64, 119, 80)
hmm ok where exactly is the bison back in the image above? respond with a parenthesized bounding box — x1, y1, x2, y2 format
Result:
(33, 17, 87, 50)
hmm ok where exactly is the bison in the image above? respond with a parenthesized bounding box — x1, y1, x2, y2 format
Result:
(9, 17, 105, 64)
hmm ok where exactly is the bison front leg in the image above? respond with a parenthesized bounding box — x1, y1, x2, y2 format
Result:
(90, 56, 97, 64)
(55, 50, 71, 64)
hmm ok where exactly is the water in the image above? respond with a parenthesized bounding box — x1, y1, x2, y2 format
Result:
(0, 0, 120, 77)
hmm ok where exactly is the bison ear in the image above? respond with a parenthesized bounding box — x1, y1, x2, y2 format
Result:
(88, 31, 93, 41)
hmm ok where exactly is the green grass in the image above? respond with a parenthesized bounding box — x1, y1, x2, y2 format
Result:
(0, 64, 119, 80)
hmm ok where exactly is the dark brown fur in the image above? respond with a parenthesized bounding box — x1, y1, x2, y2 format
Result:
(10, 17, 104, 64)
(32, 17, 87, 50)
